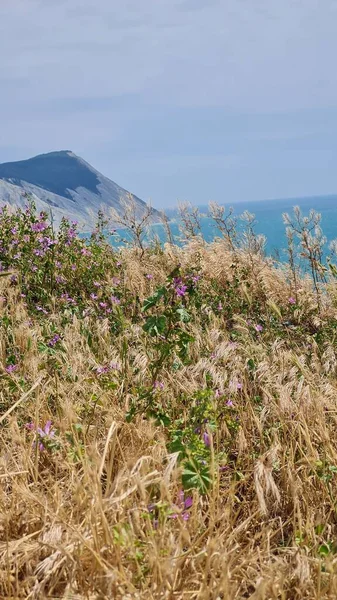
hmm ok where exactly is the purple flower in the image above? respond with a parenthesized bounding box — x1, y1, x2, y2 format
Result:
(217, 302, 223, 311)
(110, 295, 121, 305)
(175, 285, 188, 297)
(146, 274, 153, 280)
(47, 334, 61, 347)
(32, 221, 48, 232)
(90, 293, 98, 300)
(96, 362, 118, 375)
(96, 365, 109, 375)
(169, 491, 193, 521)
(60, 293, 76, 305)
(153, 381, 164, 390)
(26, 420, 56, 452)
(183, 496, 193, 510)
(236, 382, 243, 390)
(255, 324, 263, 333)
(5, 364, 18, 374)
(288, 296, 296, 305)
(36, 305, 48, 314)
(226, 399, 234, 408)
(203, 432, 211, 447)
(67, 228, 77, 240)
(37, 420, 55, 438)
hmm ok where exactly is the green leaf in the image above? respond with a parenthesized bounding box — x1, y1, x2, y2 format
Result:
(247, 358, 255, 372)
(169, 430, 186, 456)
(142, 287, 166, 312)
(147, 410, 171, 427)
(143, 315, 167, 336)
(318, 543, 331, 556)
(176, 307, 191, 323)
(182, 458, 212, 493)
(315, 524, 325, 535)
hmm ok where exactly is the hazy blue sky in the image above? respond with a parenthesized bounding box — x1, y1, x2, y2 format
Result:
(1, 0, 337, 207)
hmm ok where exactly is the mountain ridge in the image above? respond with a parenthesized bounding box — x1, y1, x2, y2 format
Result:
(0, 151, 159, 229)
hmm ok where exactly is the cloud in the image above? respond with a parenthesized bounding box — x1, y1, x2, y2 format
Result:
(1, 0, 337, 205)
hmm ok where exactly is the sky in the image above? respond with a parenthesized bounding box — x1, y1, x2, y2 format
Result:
(1, 0, 337, 208)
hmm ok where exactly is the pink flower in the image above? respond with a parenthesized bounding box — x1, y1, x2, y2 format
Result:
(32, 221, 48, 232)
(110, 295, 121, 305)
(146, 274, 153, 280)
(255, 324, 263, 333)
(288, 296, 296, 305)
(153, 381, 164, 390)
(169, 491, 193, 520)
(37, 420, 55, 438)
(26, 420, 56, 452)
(5, 364, 18, 374)
(226, 399, 234, 408)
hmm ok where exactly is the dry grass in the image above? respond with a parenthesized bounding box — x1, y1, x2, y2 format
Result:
(1, 240, 337, 599)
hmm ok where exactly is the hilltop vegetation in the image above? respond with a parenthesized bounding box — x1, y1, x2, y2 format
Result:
(2, 202, 337, 598)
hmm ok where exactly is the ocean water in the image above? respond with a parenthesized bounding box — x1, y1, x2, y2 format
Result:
(108, 194, 337, 259)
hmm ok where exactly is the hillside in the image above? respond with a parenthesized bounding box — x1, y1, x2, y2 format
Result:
(0, 151, 160, 228)
(1, 203, 337, 598)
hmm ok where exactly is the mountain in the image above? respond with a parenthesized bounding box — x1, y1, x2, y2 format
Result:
(0, 151, 160, 229)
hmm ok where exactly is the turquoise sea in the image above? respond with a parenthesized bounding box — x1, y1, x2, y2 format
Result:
(108, 194, 337, 259)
